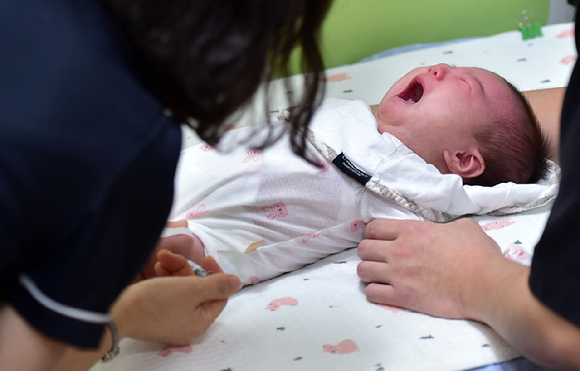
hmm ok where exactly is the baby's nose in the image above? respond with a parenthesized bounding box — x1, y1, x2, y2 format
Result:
(428, 63, 450, 80)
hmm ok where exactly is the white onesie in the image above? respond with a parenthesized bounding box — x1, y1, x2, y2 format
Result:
(170, 98, 559, 283)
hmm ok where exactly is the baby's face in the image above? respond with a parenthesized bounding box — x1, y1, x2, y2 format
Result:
(375, 64, 517, 170)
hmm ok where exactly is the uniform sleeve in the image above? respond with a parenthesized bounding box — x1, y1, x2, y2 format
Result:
(3, 116, 181, 347)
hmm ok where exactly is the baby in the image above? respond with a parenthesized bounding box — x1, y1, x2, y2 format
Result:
(372, 63, 548, 186)
(166, 64, 552, 283)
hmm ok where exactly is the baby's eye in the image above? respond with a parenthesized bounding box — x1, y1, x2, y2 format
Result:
(459, 77, 471, 89)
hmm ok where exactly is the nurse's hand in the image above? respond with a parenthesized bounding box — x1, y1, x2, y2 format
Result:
(113, 253, 241, 345)
(357, 217, 502, 321)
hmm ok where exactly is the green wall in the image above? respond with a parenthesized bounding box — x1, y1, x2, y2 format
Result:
(295, 0, 550, 72)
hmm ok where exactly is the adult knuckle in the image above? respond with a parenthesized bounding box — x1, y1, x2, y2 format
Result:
(400, 221, 420, 235)
(364, 219, 382, 238)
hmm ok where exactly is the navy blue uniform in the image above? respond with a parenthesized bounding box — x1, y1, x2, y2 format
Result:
(529, 8, 580, 328)
(0, 0, 181, 347)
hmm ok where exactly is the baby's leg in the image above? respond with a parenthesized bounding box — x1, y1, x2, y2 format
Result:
(137, 223, 208, 279)
(161, 223, 206, 265)
(189, 235, 206, 265)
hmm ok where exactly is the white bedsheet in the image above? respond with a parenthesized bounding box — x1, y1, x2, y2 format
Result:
(91, 22, 576, 371)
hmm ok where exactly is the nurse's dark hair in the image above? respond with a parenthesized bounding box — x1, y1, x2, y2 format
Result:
(471, 76, 550, 186)
(99, 0, 332, 158)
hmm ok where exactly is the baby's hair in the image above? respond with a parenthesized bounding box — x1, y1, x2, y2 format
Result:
(471, 76, 550, 186)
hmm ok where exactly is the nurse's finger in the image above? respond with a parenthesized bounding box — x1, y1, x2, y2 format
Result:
(357, 260, 390, 283)
(357, 239, 391, 262)
(364, 283, 399, 306)
(363, 218, 406, 240)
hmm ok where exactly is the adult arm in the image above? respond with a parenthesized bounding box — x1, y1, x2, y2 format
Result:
(523, 87, 566, 163)
(1, 232, 240, 371)
(0, 305, 68, 371)
(357, 218, 580, 369)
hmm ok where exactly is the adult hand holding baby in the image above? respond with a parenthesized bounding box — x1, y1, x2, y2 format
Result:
(357, 217, 505, 321)
(113, 250, 241, 345)
(358, 218, 580, 367)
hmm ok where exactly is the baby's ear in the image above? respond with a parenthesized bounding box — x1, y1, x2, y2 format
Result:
(443, 149, 485, 180)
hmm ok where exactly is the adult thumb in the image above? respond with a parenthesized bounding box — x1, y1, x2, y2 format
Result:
(196, 273, 242, 303)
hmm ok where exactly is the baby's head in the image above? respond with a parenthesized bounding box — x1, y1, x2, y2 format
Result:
(374, 63, 549, 186)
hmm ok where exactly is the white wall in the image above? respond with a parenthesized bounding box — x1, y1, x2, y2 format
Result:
(549, 0, 576, 24)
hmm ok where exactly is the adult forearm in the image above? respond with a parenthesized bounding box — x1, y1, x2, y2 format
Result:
(0, 305, 68, 371)
(53, 302, 126, 371)
(523, 87, 566, 163)
(53, 330, 113, 371)
(472, 259, 580, 369)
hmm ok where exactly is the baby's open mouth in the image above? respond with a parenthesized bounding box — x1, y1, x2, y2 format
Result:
(398, 79, 424, 104)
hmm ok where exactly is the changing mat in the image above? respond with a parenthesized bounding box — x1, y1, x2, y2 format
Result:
(91, 22, 576, 371)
